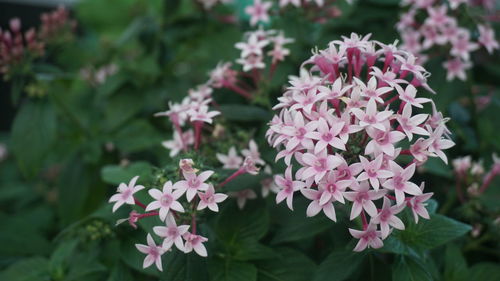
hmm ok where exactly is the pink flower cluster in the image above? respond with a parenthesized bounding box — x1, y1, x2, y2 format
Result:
(209, 28, 293, 99)
(109, 160, 228, 271)
(246, 0, 349, 26)
(156, 84, 220, 155)
(0, 6, 75, 76)
(0, 18, 44, 74)
(397, 1, 498, 81)
(266, 33, 454, 251)
(452, 154, 500, 199)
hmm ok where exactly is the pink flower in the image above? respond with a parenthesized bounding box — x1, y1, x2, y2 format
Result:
(351, 99, 393, 131)
(153, 214, 190, 251)
(450, 31, 478, 61)
(162, 130, 194, 157)
(242, 156, 261, 175)
(174, 170, 214, 202)
(217, 146, 243, 169)
(135, 234, 165, 271)
(229, 189, 257, 209)
(344, 181, 386, 220)
(306, 117, 345, 153)
(109, 176, 145, 212)
(452, 156, 472, 175)
(395, 84, 430, 108)
(187, 105, 220, 124)
(382, 162, 421, 205)
(275, 166, 307, 210)
(371, 197, 405, 238)
(397, 103, 430, 141)
(183, 232, 208, 257)
(478, 24, 499, 54)
(318, 171, 350, 205)
(427, 125, 455, 164)
(241, 139, 265, 166)
(365, 127, 406, 157)
(443, 58, 471, 81)
(245, 0, 272, 26)
(349, 224, 384, 252)
(235, 33, 268, 58)
(407, 183, 433, 223)
(300, 150, 342, 183)
(197, 184, 228, 212)
(357, 155, 394, 190)
(301, 188, 337, 221)
(354, 76, 393, 104)
(281, 112, 317, 151)
(179, 158, 198, 174)
(146, 181, 185, 220)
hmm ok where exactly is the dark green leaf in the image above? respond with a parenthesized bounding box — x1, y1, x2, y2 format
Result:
(101, 161, 152, 185)
(10, 100, 57, 177)
(256, 248, 317, 281)
(392, 255, 433, 281)
(209, 259, 257, 281)
(314, 249, 366, 281)
(468, 263, 500, 281)
(0, 257, 49, 281)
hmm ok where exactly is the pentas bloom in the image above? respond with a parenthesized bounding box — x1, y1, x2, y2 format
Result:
(245, 0, 272, 26)
(266, 33, 454, 251)
(397, 1, 498, 81)
(109, 160, 229, 271)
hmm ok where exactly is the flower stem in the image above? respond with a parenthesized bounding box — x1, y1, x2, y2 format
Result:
(134, 197, 146, 209)
(194, 121, 203, 150)
(219, 168, 245, 188)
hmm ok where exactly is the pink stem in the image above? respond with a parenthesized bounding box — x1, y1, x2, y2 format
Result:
(134, 197, 146, 209)
(194, 121, 203, 150)
(227, 83, 253, 99)
(361, 211, 368, 230)
(479, 171, 498, 193)
(219, 168, 245, 188)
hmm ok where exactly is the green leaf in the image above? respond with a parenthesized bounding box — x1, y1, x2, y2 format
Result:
(232, 238, 277, 261)
(10, 100, 57, 177)
(0, 214, 51, 256)
(49, 240, 78, 274)
(64, 253, 106, 281)
(468, 263, 500, 281)
(219, 105, 272, 122)
(209, 259, 257, 281)
(216, 200, 270, 243)
(101, 161, 152, 185)
(160, 251, 207, 281)
(382, 214, 471, 256)
(392, 255, 433, 281)
(423, 157, 452, 179)
(113, 120, 162, 153)
(443, 244, 468, 281)
(107, 262, 134, 281)
(256, 248, 317, 281)
(57, 159, 91, 226)
(270, 197, 332, 244)
(0, 257, 49, 281)
(314, 249, 366, 281)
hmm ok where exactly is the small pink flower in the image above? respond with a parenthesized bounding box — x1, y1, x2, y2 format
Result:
(281, 112, 317, 151)
(179, 159, 198, 174)
(443, 58, 471, 81)
(197, 184, 228, 212)
(397, 103, 429, 141)
(245, 0, 272, 26)
(351, 99, 393, 131)
(153, 214, 190, 251)
(349, 224, 384, 252)
(478, 24, 499, 54)
(371, 197, 405, 238)
(135, 234, 165, 271)
(357, 155, 394, 190)
(183, 232, 208, 257)
(229, 189, 257, 209)
(354, 76, 393, 104)
(301, 188, 337, 221)
(216, 146, 243, 169)
(188, 105, 220, 124)
(241, 139, 265, 166)
(317, 171, 350, 205)
(395, 84, 430, 108)
(109, 176, 145, 212)
(275, 166, 307, 210)
(427, 125, 455, 164)
(407, 183, 433, 223)
(242, 156, 261, 175)
(235, 33, 269, 58)
(174, 171, 214, 202)
(300, 150, 342, 183)
(344, 181, 386, 220)
(306, 117, 345, 153)
(382, 162, 421, 205)
(146, 181, 185, 221)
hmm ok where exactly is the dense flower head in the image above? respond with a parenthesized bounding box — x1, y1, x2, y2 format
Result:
(266, 33, 454, 251)
(397, 1, 498, 81)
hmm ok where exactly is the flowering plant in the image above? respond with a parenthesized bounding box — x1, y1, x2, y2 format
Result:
(267, 33, 454, 250)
